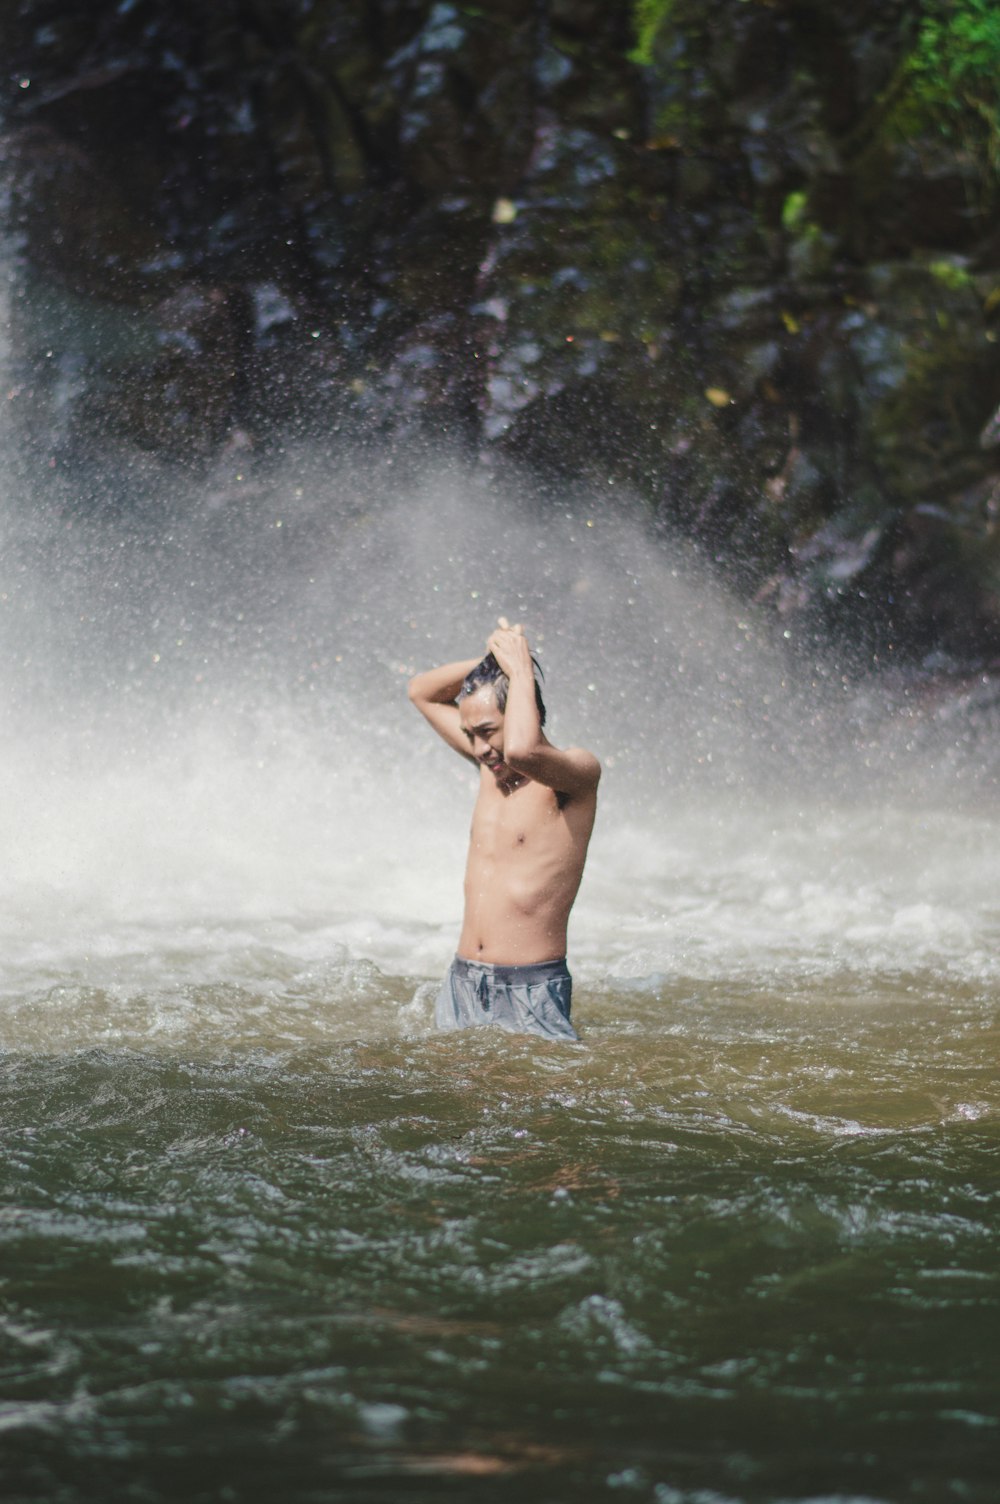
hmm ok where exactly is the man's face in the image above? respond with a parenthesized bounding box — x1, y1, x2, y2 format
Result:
(459, 688, 507, 774)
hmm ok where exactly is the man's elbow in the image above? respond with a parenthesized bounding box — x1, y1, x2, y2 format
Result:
(503, 741, 543, 773)
(407, 676, 423, 704)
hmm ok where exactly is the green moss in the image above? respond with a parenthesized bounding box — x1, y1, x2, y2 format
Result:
(781, 191, 808, 232)
(928, 258, 975, 292)
(780, 188, 828, 275)
(866, 325, 995, 502)
(628, 0, 705, 144)
(629, 0, 675, 67)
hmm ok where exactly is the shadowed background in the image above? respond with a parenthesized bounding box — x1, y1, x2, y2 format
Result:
(3, 0, 1000, 659)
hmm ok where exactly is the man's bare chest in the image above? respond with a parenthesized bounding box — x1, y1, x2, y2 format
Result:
(470, 782, 561, 851)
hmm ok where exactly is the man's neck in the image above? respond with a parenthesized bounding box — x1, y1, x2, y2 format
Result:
(494, 767, 529, 796)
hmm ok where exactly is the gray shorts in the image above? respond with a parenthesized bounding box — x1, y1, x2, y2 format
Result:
(435, 956, 578, 1041)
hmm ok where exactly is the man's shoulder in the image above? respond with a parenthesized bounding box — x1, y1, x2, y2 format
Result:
(540, 747, 600, 808)
(561, 745, 602, 787)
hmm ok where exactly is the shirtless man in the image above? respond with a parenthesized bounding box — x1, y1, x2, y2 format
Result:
(408, 620, 600, 1040)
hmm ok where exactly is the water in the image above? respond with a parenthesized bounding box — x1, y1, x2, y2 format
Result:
(2, 449, 999, 1502)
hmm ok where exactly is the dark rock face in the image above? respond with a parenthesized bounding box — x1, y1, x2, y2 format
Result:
(3, 0, 1000, 660)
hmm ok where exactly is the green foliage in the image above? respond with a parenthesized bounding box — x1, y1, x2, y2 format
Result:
(629, 0, 674, 67)
(628, 0, 704, 144)
(928, 257, 975, 291)
(780, 190, 828, 277)
(781, 191, 808, 232)
(907, 0, 1000, 165)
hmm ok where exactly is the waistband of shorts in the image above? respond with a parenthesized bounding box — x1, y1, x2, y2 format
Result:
(452, 955, 569, 985)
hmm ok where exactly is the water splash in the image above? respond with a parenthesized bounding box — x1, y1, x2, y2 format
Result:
(1, 434, 999, 1034)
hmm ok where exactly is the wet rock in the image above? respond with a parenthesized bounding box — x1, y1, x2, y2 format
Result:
(3, 0, 1000, 658)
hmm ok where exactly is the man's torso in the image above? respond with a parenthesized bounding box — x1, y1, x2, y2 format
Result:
(458, 771, 597, 964)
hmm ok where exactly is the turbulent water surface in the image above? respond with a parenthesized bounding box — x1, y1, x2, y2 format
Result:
(2, 457, 999, 1502)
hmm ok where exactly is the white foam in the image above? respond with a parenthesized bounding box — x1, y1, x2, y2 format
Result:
(1, 456, 998, 1010)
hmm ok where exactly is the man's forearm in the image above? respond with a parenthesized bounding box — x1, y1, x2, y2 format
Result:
(500, 659, 543, 759)
(408, 657, 480, 706)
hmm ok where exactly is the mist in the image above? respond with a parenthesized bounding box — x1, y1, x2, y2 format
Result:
(1, 428, 998, 1020)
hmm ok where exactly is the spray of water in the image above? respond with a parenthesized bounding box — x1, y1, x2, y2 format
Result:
(2, 419, 999, 1034)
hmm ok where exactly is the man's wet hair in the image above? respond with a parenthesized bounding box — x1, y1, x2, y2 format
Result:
(458, 653, 546, 726)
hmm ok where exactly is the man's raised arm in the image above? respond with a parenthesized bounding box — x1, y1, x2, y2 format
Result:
(408, 657, 481, 761)
(488, 625, 601, 799)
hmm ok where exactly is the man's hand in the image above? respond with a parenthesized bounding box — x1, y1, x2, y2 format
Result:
(488, 617, 532, 680)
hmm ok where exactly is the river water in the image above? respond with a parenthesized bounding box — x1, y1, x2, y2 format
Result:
(1, 453, 998, 1502)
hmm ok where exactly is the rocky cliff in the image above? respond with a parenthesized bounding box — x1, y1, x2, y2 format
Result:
(4, 0, 1000, 660)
